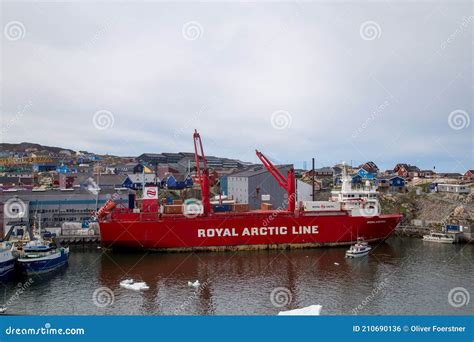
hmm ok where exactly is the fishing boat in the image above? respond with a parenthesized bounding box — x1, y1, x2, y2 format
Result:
(17, 240, 69, 275)
(422, 232, 455, 244)
(98, 130, 402, 252)
(16, 219, 69, 275)
(0, 242, 17, 282)
(345, 239, 372, 258)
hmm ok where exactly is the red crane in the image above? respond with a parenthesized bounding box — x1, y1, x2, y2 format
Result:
(255, 150, 296, 213)
(193, 129, 212, 216)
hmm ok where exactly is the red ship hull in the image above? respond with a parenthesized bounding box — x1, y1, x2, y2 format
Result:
(99, 210, 402, 251)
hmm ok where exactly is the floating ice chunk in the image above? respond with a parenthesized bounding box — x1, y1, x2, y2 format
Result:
(120, 279, 149, 291)
(187, 280, 200, 288)
(129, 282, 149, 290)
(278, 305, 322, 316)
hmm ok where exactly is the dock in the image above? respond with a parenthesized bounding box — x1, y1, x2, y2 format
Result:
(56, 235, 100, 245)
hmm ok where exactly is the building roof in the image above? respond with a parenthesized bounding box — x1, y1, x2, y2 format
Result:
(395, 163, 420, 172)
(360, 161, 379, 173)
(97, 174, 127, 185)
(1, 187, 131, 197)
(138, 153, 165, 158)
(228, 165, 292, 178)
(436, 173, 462, 178)
(377, 175, 405, 181)
(126, 173, 157, 183)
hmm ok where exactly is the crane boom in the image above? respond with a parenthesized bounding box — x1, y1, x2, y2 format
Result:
(193, 130, 211, 216)
(255, 150, 296, 213)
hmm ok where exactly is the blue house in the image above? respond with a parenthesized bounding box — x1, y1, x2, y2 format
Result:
(389, 176, 405, 188)
(56, 164, 70, 174)
(352, 174, 363, 185)
(122, 173, 158, 190)
(357, 168, 377, 180)
(33, 163, 57, 172)
(162, 174, 193, 190)
(376, 176, 406, 192)
(89, 155, 102, 161)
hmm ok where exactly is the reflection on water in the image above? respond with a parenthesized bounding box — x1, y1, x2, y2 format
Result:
(2, 237, 472, 315)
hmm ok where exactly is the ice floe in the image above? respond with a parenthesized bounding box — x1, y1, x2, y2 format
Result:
(278, 305, 322, 316)
(187, 280, 200, 288)
(120, 279, 149, 291)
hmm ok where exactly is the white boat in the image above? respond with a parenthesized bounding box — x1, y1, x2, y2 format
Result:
(0, 242, 17, 282)
(345, 240, 371, 258)
(422, 232, 455, 244)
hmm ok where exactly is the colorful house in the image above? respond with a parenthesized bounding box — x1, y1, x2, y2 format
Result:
(463, 170, 474, 181)
(376, 176, 406, 192)
(394, 163, 420, 178)
(122, 174, 158, 190)
(357, 168, 376, 180)
(56, 164, 70, 174)
(162, 174, 193, 190)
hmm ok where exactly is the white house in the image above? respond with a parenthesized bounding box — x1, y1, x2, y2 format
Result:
(436, 184, 470, 194)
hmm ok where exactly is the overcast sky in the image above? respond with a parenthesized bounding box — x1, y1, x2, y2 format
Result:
(1, 1, 472, 172)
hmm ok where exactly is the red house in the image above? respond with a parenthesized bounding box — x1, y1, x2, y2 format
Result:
(394, 163, 420, 179)
(463, 170, 474, 181)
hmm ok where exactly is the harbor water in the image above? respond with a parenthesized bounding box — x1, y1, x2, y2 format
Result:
(2, 237, 472, 315)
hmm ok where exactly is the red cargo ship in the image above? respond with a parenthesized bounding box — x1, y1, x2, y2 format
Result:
(97, 130, 402, 251)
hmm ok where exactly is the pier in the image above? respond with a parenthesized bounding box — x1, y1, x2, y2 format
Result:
(56, 235, 100, 245)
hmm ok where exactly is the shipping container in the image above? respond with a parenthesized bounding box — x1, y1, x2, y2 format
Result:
(164, 205, 183, 214)
(232, 203, 250, 212)
(212, 204, 232, 212)
(303, 201, 341, 212)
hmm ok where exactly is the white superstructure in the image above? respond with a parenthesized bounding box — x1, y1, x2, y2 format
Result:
(331, 163, 380, 217)
(302, 163, 381, 217)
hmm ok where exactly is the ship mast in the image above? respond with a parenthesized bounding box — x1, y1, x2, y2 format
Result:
(255, 150, 296, 213)
(193, 130, 211, 216)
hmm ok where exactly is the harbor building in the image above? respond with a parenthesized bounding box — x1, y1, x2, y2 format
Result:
(227, 165, 292, 210)
(0, 188, 131, 237)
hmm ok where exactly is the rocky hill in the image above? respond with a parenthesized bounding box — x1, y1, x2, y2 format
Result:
(0, 142, 76, 155)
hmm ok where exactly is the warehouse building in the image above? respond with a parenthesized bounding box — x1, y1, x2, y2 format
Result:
(1, 188, 131, 236)
(227, 165, 292, 210)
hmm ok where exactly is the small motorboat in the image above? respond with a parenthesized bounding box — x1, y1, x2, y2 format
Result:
(0, 242, 18, 283)
(422, 232, 455, 244)
(345, 239, 371, 258)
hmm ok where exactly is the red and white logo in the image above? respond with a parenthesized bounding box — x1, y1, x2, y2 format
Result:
(143, 187, 158, 199)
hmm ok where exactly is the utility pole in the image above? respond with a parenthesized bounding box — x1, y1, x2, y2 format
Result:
(312, 157, 315, 201)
